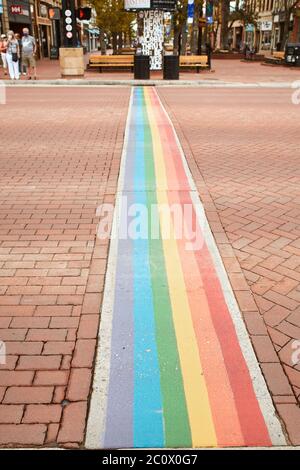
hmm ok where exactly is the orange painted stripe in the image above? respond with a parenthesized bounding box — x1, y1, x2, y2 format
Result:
(168, 190, 245, 446)
(148, 89, 190, 191)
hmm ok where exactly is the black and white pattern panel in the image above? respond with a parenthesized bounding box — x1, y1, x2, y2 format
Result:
(142, 10, 164, 70)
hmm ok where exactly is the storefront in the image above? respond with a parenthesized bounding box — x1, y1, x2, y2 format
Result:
(273, 11, 294, 49)
(291, 7, 300, 42)
(83, 26, 100, 52)
(258, 19, 273, 52)
(31, 1, 61, 59)
(231, 20, 243, 50)
(7, 0, 32, 34)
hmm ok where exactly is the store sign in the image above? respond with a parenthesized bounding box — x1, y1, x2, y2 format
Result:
(124, 0, 176, 10)
(260, 20, 272, 31)
(40, 3, 48, 18)
(8, 0, 31, 20)
(245, 24, 254, 32)
(151, 0, 176, 10)
(187, 0, 194, 24)
(10, 5, 22, 14)
(124, 0, 151, 9)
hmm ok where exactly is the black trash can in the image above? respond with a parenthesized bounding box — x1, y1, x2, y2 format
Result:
(285, 43, 300, 66)
(163, 55, 179, 80)
(134, 55, 150, 79)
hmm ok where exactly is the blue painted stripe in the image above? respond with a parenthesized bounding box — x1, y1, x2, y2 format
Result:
(133, 88, 164, 448)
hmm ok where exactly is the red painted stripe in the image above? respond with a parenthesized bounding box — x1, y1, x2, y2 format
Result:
(149, 90, 190, 190)
(167, 189, 245, 446)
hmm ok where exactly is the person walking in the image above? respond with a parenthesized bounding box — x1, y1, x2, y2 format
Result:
(6, 31, 20, 80)
(0, 34, 8, 77)
(21, 28, 37, 80)
(15, 33, 24, 76)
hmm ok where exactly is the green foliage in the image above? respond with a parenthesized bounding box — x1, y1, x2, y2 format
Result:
(229, 3, 258, 28)
(91, 0, 135, 35)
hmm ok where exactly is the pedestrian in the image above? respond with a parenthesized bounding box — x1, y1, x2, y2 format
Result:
(0, 34, 8, 77)
(21, 28, 37, 80)
(6, 31, 20, 80)
(15, 33, 24, 76)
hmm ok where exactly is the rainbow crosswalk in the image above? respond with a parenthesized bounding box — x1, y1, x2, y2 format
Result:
(86, 87, 285, 449)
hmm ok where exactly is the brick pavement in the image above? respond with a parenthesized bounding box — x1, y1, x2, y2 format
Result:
(0, 87, 130, 447)
(0, 85, 299, 448)
(158, 87, 300, 444)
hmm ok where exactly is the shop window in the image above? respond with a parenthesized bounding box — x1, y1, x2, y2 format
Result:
(40, 4, 48, 18)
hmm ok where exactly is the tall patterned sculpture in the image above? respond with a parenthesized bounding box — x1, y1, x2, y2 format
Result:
(142, 10, 164, 70)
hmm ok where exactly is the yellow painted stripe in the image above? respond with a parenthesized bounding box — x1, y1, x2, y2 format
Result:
(144, 87, 217, 447)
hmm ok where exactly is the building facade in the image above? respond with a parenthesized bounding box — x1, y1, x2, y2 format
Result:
(0, 0, 62, 58)
(224, 0, 300, 54)
(1, 0, 98, 57)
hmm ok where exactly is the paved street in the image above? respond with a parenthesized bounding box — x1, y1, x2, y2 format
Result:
(0, 84, 299, 447)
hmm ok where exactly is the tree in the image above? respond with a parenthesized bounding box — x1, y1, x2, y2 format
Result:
(220, 0, 230, 49)
(91, 0, 135, 54)
(227, 0, 258, 48)
(173, 0, 204, 55)
(281, 0, 299, 50)
(173, 0, 188, 54)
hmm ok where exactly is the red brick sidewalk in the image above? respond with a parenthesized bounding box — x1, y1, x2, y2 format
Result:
(158, 87, 300, 444)
(1, 57, 299, 83)
(0, 87, 130, 447)
(0, 86, 299, 448)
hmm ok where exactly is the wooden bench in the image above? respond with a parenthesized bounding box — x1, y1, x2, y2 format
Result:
(265, 51, 285, 65)
(119, 48, 135, 55)
(89, 55, 134, 72)
(179, 55, 210, 73)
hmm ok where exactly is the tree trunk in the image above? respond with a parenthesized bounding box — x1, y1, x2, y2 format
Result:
(112, 32, 118, 55)
(118, 32, 123, 51)
(191, 7, 200, 54)
(281, 3, 290, 50)
(173, 25, 181, 55)
(181, 25, 188, 55)
(100, 30, 106, 55)
(221, 0, 230, 49)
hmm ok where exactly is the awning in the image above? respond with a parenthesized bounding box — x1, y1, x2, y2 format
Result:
(88, 28, 100, 36)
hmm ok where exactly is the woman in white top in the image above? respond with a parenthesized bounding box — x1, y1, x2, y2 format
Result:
(0, 34, 8, 76)
(6, 31, 20, 80)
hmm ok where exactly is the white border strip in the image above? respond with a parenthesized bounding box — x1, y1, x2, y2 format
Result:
(154, 88, 286, 446)
(85, 89, 134, 449)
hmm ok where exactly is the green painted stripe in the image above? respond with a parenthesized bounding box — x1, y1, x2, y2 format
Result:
(141, 89, 192, 447)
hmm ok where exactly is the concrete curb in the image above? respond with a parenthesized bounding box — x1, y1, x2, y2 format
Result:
(2, 79, 296, 88)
